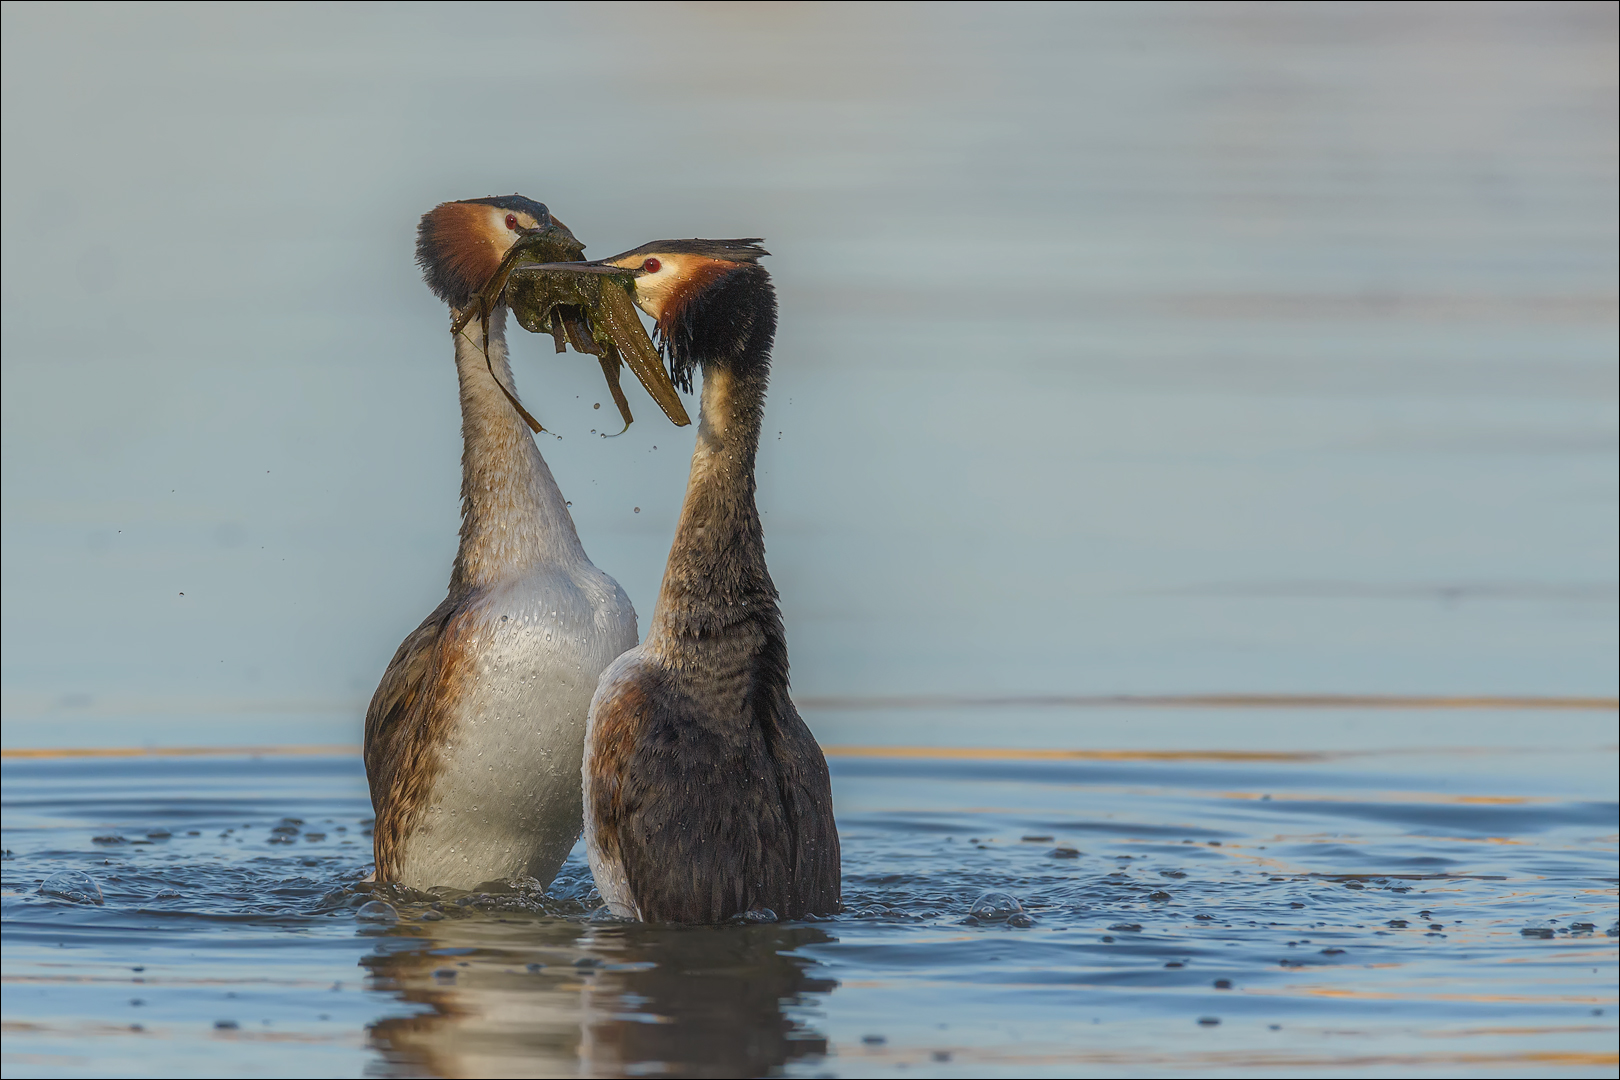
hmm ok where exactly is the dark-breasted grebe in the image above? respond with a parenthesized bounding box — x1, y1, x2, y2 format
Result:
(581, 239, 841, 922)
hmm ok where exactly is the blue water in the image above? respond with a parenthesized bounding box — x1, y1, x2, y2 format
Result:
(2, 3, 1615, 738)
(2, 3, 1616, 1076)
(4, 714, 1615, 1077)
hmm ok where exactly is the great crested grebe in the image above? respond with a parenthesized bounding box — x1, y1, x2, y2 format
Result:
(364, 196, 645, 890)
(580, 239, 840, 922)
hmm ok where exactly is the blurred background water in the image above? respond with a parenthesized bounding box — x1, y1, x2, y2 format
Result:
(2, 3, 1616, 1077)
(2, 1, 1614, 747)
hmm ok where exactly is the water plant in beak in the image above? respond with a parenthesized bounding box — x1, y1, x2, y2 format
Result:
(505, 260, 691, 433)
(450, 225, 689, 434)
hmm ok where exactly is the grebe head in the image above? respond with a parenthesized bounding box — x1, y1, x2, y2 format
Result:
(416, 195, 583, 310)
(603, 239, 773, 392)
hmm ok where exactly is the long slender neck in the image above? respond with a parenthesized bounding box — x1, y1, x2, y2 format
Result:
(645, 359, 778, 661)
(449, 307, 585, 591)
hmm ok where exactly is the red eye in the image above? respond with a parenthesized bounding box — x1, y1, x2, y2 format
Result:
(642, 257, 661, 273)
(505, 214, 518, 231)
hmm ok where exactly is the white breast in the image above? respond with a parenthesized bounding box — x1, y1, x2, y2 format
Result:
(395, 562, 637, 891)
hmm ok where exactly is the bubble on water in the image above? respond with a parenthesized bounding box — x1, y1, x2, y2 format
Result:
(354, 900, 398, 924)
(39, 870, 103, 905)
(152, 889, 182, 900)
(968, 891, 1022, 921)
(731, 908, 778, 924)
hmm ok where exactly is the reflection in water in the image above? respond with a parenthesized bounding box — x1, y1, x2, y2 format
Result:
(363, 915, 583, 1078)
(1, 750, 1613, 1077)
(582, 923, 835, 1078)
(363, 908, 834, 1078)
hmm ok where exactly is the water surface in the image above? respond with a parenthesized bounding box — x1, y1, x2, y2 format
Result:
(3, 3, 1615, 740)
(3, 711, 1615, 1077)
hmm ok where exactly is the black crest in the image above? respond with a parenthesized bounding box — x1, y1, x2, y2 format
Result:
(613, 238, 769, 263)
(458, 194, 552, 221)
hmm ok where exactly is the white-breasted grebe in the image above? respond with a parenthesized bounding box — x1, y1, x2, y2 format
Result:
(364, 197, 678, 890)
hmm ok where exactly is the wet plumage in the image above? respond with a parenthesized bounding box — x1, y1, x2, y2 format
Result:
(584, 242, 840, 922)
(364, 197, 639, 890)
